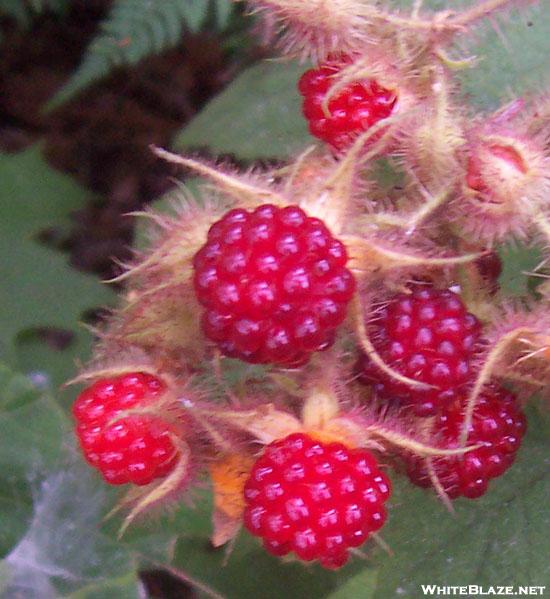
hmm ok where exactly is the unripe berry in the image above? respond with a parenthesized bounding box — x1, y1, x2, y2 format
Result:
(73, 372, 178, 486)
(243, 433, 391, 569)
(461, 128, 549, 242)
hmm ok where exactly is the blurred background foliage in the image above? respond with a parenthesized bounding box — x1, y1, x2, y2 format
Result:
(0, 0, 548, 597)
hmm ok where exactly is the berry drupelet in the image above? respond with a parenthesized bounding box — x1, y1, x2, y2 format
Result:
(298, 58, 397, 151)
(243, 433, 391, 569)
(73, 372, 178, 486)
(193, 204, 356, 367)
(357, 288, 483, 416)
(405, 384, 526, 499)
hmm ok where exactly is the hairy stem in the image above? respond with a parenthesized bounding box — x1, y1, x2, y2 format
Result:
(366, 422, 482, 456)
(531, 206, 550, 246)
(151, 146, 286, 207)
(368, 188, 451, 233)
(345, 234, 482, 269)
(426, 457, 455, 513)
(459, 327, 531, 446)
(447, 0, 515, 28)
(354, 294, 434, 391)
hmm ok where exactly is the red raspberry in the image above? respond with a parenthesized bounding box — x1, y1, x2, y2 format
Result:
(73, 372, 178, 486)
(298, 58, 397, 151)
(193, 204, 355, 366)
(405, 385, 527, 499)
(243, 433, 391, 569)
(357, 288, 482, 416)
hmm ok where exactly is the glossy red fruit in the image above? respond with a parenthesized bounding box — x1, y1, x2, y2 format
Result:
(193, 204, 355, 366)
(357, 288, 482, 416)
(73, 372, 178, 485)
(405, 385, 526, 499)
(298, 58, 397, 151)
(243, 433, 391, 569)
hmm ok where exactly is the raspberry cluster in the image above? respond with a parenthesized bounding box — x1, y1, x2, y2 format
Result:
(405, 385, 527, 499)
(357, 288, 482, 416)
(193, 204, 356, 366)
(298, 59, 397, 151)
(243, 433, 391, 569)
(73, 372, 177, 485)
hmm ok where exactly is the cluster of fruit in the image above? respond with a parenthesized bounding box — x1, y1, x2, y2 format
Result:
(71, 0, 548, 572)
(74, 231, 531, 565)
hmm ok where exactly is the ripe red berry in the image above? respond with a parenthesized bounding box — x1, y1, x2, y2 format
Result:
(298, 58, 397, 151)
(243, 433, 391, 569)
(357, 288, 482, 416)
(193, 204, 356, 366)
(73, 372, 178, 486)
(405, 385, 527, 499)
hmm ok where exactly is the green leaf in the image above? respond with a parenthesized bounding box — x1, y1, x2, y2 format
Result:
(174, 60, 311, 160)
(173, 531, 370, 599)
(0, 362, 41, 412)
(47, 0, 234, 109)
(370, 405, 550, 597)
(458, 5, 550, 110)
(327, 568, 379, 599)
(0, 0, 70, 32)
(0, 146, 114, 388)
(498, 243, 542, 297)
(0, 380, 66, 559)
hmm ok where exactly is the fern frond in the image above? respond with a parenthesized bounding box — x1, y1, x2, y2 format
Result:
(47, 0, 235, 109)
(0, 0, 69, 30)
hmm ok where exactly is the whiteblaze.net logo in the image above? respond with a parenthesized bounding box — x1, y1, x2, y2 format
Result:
(420, 585, 546, 596)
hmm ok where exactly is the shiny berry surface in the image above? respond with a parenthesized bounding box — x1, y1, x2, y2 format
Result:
(298, 59, 397, 151)
(243, 433, 391, 569)
(193, 204, 355, 366)
(73, 372, 177, 486)
(405, 385, 527, 499)
(357, 288, 482, 416)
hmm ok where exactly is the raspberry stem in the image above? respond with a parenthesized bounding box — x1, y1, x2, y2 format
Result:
(447, 0, 516, 28)
(151, 146, 285, 208)
(118, 435, 191, 538)
(353, 294, 435, 391)
(365, 422, 482, 457)
(459, 326, 532, 446)
(425, 457, 454, 513)
(530, 206, 550, 247)
(367, 188, 451, 234)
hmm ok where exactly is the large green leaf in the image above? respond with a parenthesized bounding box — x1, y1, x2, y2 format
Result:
(0, 146, 115, 389)
(498, 243, 542, 297)
(174, 60, 310, 160)
(371, 405, 550, 597)
(0, 363, 41, 412)
(173, 531, 369, 599)
(458, 4, 550, 109)
(0, 366, 67, 559)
